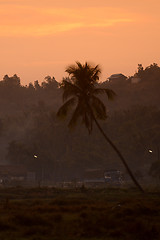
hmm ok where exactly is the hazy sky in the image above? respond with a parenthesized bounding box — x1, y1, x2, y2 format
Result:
(0, 0, 160, 84)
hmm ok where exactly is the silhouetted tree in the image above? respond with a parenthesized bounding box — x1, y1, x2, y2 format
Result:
(57, 61, 144, 192)
(28, 82, 35, 90)
(136, 63, 160, 82)
(41, 76, 58, 89)
(2, 74, 21, 87)
(34, 80, 41, 90)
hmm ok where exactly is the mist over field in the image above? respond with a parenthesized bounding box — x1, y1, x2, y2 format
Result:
(0, 63, 159, 187)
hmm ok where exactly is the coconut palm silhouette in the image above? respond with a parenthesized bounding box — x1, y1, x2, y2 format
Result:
(57, 61, 144, 192)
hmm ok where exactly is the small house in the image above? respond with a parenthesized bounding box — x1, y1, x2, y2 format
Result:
(108, 73, 127, 82)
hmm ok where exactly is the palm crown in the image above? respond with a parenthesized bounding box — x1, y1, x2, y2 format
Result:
(57, 61, 115, 133)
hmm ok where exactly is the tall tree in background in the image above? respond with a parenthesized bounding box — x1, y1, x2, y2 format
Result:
(57, 61, 144, 192)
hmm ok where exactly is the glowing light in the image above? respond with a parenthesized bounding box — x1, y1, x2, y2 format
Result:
(149, 150, 153, 153)
(34, 155, 38, 158)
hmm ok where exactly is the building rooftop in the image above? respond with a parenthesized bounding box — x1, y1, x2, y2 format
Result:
(108, 73, 127, 80)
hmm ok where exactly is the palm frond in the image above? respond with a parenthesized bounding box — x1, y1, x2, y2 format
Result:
(56, 97, 76, 120)
(91, 96, 107, 120)
(68, 100, 93, 134)
(93, 88, 116, 100)
(65, 62, 83, 76)
(59, 79, 81, 101)
(92, 70, 100, 82)
(76, 61, 83, 70)
(68, 102, 82, 129)
(65, 65, 77, 75)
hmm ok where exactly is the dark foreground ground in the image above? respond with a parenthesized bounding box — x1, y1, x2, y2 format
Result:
(0, 187, 159, 240)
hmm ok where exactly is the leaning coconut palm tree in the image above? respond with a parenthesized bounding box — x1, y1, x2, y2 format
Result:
(57, 61, 144, 192)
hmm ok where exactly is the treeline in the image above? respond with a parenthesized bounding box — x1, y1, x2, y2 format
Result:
(0, 63, 159, 114)
(0, 63, 159, 182)
(101, 63, 160, 111)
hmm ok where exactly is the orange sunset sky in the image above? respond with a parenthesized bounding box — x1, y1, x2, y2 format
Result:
(0, 0, 160, 84)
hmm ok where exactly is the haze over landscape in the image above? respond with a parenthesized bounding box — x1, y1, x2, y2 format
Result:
(0, 1, 160, 239)
(1, 0, 160, 84)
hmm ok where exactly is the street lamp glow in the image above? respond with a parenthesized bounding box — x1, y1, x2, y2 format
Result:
(149, 149, 153, 153)
(34, 155, 38, 158)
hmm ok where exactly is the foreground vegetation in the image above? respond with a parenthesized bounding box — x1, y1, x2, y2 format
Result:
(0, 187, 159, 240)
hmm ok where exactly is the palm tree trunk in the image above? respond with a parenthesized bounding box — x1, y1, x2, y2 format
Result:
(91, 112, 144, 193)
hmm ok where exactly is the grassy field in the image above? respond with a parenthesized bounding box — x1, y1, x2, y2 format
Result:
(0, 187, 159, 240)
